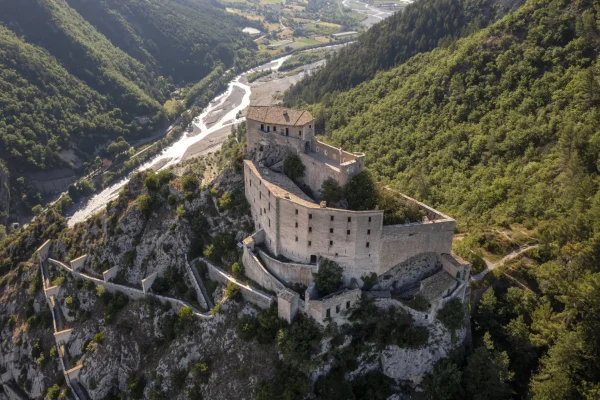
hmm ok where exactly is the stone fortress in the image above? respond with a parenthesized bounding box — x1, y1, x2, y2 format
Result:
(241, 106, 471, 324)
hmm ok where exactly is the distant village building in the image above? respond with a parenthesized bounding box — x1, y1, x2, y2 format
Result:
(240, 106, 470, 324)
(331, 31, 359, 40)
(242, 27, 262, 37)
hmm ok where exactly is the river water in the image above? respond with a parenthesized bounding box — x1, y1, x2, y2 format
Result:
(67, 55, 291, 227)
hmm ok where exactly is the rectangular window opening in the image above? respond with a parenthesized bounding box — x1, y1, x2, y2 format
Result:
(330, 228, 334, 233)
(366, 242, 370, 248)
(347, 230, 350, 235)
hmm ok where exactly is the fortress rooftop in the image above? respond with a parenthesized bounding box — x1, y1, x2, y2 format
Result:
(246, 106, 313, 126)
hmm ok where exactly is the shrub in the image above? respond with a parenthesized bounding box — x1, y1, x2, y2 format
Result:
(343, 171, 377, 210)
(136, 194, 154, 214)
(400, 294, 430, 311)
(182, 174, 198, 191)
(284, 154, 306, 182)
(277, 316, 323, 372)
(377, 187, 425, 225)
(45, 384, 61, 400)
(157, 169, 173, 185)
(225, 282, 241, 301)
(145, 173, 160, 191)
(320, 178, 344, 205)
(361, 272, 378, 290)
(231, 262, 244, 277)
(93, 332, 105, 344)
(314, 258, 343, 296)
(437, 298, 464, 336)
(168, 194, 178, 206)
(176, 205, 186, 218)
(237, 306, 286, 344)
(192, 360, 210, 383)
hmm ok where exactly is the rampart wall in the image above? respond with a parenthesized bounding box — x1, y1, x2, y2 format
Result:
(258, 250, 317, 287)
(204, 258, 275, 309)
(379, 220, 455, 276)
(304, 284, 361, 324)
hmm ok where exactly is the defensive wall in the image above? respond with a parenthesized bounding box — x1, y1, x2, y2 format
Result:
(244, 159, 456, 283)
(203, 257, 275, 309)
(304, 283, 361, 324)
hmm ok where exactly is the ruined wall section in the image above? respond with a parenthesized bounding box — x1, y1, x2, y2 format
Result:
(379, 219, 455, 276)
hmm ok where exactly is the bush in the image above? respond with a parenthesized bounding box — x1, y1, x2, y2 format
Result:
(225, 282, 241, 301)
(231, 262, 244, 277)
(192, 360, 210, 383)
(157, 169, 173, 185)
(401, 295, 430, 312)
(237, 306, 286, 344)
(93, 332, 105, 344)
(377, 187, 425, 225)
(182, 174, 198, 191)
(277, 316, 323, 372)
(136, 194, 154, 214)
(314, 258, 343, 296)
(145, 173, 160, 191)
(343, 171, 377, 210)
(320, 178, 344, 205)
(361, 272, 378, 290)
(284, 154, 306, 182)
(438, 298, 464, 336)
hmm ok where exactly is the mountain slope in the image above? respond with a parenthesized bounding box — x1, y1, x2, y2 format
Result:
(65, 0, 257, 83)
(284, 0, 524, 105)
(295, 0, 600, 397)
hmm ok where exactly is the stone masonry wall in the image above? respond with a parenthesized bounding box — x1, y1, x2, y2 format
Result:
(242, 245, 287, 293)
(375, 253, 441, 292)
(258, 250, 317, 287)
(379, 220, 455, 276)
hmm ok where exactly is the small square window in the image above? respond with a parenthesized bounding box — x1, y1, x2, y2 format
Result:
(347, 230, 350, 235)
(309, 227, 312, 233)
(329, 240, 333, 246)
(366, 242, 370, 248)
(367, 229, 371, 235)
(330, 228, 334, 233)
(330, 215, 334, 221)
(335, 253, 338, 256)
(308, 241, 312, 247)
(309, 125, 312, 128)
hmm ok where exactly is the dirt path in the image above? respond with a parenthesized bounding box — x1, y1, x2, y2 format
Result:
(471, 245, 539, 282)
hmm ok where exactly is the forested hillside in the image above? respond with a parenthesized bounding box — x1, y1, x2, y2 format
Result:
(284, 0, 524, 104)
(284, 0, 600, 397)
(0, 0, 255, 214)
(65, 0, 257, 83)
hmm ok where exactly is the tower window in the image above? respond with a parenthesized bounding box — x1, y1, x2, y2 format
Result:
(295, 236, 298, 242)
(368, 217, 372, 222)
(299, 131, 302, 136)
(261, 124, 264, 131)
(295, 222, 298, 228)
(367, 229, 371, 235)
(274, 126, 277, 132)
(308, 241, 312, 247)
(330, 228, 334, 233)
(295, 209, 298, 215)
(348, 217, 351, 222)
(346, 301, 350, 309)
(267, 126, 270, 132)
(286, 128, 289, 135)
(309, 227, 312, 233)
(330, 215, 334, 221)
(366, 242, 370, 248)
(309, 214, 313, 219)
(309, 125, 312, 129)
(347, 230, 350, 235)
(330, 240, 333, 246)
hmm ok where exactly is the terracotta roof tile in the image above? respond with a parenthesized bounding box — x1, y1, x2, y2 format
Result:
(246, 106, 313, 126)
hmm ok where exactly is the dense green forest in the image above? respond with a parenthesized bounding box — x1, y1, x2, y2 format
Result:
(0, 0, 256, 213)
(284, 0, 600, 397)
(284, 0, 524, 105)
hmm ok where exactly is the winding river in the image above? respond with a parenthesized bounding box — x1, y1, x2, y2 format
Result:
(67, 55, 292, 227)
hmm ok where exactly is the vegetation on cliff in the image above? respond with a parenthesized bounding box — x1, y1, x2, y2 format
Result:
(285, 0, 600, 397)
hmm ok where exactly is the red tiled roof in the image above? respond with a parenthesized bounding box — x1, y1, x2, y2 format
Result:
(246, 106, 313, 126)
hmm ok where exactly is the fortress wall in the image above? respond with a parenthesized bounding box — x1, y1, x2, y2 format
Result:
(313, 140, 357, 164)
(242, 245, 287, 293)
(305, 286, 361, 324)
(257, 250, 317, 287)
(379, 220, 455, 275)
(246, 120, 312, 156)
(376, 253, 440, 291)
(245, 163, 280, 256)
(298, 152, 341, 197)
(277, 197, 383, 282)
(205, 257, 275, 309)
